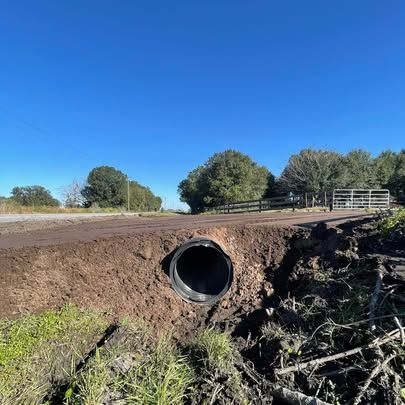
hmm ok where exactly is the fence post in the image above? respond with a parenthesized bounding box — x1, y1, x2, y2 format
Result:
(305, 192, 307, 208)
(259, 200, 262, 213)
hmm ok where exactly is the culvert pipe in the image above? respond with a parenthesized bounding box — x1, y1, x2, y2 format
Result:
(169, 238, 233, 305)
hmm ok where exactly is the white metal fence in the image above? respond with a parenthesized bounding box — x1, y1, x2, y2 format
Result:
(332, 189, 390, 210)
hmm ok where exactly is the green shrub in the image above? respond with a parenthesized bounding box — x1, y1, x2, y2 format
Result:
(379, 208, 405, 235)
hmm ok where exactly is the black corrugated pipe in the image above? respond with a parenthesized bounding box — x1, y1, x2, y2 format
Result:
(169, 238, 233, 304)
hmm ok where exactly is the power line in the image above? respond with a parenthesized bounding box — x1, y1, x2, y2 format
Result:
(0, 104, 95, 162)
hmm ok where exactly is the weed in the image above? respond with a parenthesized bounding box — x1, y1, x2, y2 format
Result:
(333, 285, 369, 324)
(379, 208, 405, 236)
(261, 322, 305, 363)
(261, 322, 286, 343)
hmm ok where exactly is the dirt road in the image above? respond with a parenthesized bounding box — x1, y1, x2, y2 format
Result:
(0, 210, 369, 249)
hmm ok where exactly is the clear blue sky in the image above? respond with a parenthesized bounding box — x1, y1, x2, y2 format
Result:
(1, 1, 404, 209)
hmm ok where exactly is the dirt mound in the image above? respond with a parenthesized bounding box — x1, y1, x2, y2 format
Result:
(0, 224, 302, 334)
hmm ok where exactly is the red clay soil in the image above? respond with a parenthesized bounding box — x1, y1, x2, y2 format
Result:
(0, 224, 303, 334)
(0, 212, 371, 334)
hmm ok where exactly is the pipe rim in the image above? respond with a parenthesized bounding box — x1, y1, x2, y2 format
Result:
(169, 238, 233, 305)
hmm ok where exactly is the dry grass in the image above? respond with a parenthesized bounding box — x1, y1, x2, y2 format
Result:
(0, 199, 124, 214)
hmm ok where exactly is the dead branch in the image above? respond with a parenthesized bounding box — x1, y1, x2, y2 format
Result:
(394, 318, 405, 346)
(352, 354, 396, 405)
(392, 306, 405, 346)
(240, 360, 331, 404)
(310, 313, 405, 340)
(369, 265, 384, 331)
(271, 384, 332, 405)
(391, 294, 405, 305)
(318, 365, 359, 377)
(209, 383, 223, 405)
(275, 330, 400, 376)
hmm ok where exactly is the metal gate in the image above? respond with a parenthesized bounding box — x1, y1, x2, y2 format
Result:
(333, 189, 390, 209)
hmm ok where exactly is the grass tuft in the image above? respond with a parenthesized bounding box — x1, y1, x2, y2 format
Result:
(67, 348, 109, 405)
(119, 335, 194, 405)
(189, 328, 233, 370)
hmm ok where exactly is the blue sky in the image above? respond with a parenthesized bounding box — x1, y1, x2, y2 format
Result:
(1, 1, 404, 209)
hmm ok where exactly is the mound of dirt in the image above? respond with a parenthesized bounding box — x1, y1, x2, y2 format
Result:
(0, 224, 304, 335)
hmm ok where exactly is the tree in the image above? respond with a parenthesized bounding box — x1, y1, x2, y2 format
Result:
(374, 150, 397, 189)
(178, 150, 271, 213)
(127, 181, 162, 211)
(265, 173, 278, 197)
(388, 150, 405, 197)
(344, 149, 377, 188)
(61, 180, 86, 208)
(178, 166, 207, 213)
(279, 149, 347, 193)
(81, 165, 162, 211)
(11, 186, 60, 206)
(81, 166, 126, 208)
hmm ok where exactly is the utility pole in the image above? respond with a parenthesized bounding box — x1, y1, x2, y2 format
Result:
(127, 176, 130, 211)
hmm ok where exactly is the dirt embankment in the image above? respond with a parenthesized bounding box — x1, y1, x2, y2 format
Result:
(0, 225, 300, 333)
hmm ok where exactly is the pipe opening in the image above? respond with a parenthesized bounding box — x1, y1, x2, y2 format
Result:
(169, 238, 233, 304)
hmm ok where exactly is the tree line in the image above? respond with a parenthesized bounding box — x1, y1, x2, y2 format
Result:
(4, 166, 162, 212)
(178, 148, 405, 213)
(3, 149, 404, 212)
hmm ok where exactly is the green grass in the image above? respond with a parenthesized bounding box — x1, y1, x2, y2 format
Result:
(67, 348, 110, 405)
(189, 328, 233, 370)
(71, 327, 237, 405)
(121, 336, 194, 405)
(69, 331, 195, 405)
(0, 305, 107, 404)
(0, 307, 241, 405)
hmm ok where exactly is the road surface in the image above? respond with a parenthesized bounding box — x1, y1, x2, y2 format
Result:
(0, 210, 370, 250)
(0, 213, 133, 223)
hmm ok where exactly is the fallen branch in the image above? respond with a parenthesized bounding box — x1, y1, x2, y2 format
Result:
(271, 384, 331, 405)
(393, 316, 405, 345)
(391, 294, 405, 305)
(275, 330, 399, 376)
(391, 300, 405, 346)
(310, 313, 405, 340)
(369, 265, 384, 331)
(209, 383, 223, 405)
(318, 365, 359, 377)
(352, 354, 396, 405)
(241, 360, 331, 404)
